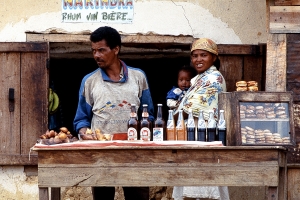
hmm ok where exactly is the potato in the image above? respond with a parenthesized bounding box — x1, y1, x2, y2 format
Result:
(49, 130, 56, 137)
(60, 127, 68, 133)
(58, 132, 67, 140)
(53, 136, 62, 144)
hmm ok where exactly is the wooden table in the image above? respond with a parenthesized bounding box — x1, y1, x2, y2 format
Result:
(33, 141, 287, 200)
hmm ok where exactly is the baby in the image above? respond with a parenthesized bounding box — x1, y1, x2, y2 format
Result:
(166, 65, 197, 109)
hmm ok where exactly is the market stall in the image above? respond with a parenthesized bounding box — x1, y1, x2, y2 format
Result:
(33, 140, 287, 200)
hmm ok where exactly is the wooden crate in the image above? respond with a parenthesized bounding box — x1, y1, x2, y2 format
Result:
(219, 91, 295, 146)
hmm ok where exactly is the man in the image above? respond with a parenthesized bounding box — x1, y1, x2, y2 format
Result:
(73, 26, 154, 200)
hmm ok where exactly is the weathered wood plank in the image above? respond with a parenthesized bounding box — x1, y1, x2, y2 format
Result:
(219, 56, 243, 92)
(287, 83, 300, 101)
(286, 34, 300, 102)
(0, 42, 48, 52)
(244, 56, 264, 91)
(292, 103, 300, 143)
(39, 188, 49, 200)
(287, 168, 300, 199)
(275, 0, 300, 6)
(266, 34, 287, 92)
(226, 91, 292, 102)
(36, 149, 282, 165)
(50, 188, 61, 200)
(218, 92, 235, 146)
(270, 6, 300, 33)
(0, 53, 21, 155)
(219, 92, 237, 146)
(38, 165, 279, 187)
(21, 52, 48, 156)
(0, 155, 37, 165)
(267, 0, 275, 32)
(26, 33, 194, 44)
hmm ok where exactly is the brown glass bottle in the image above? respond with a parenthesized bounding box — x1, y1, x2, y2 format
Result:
(140, 104, 152, 141)
(197, 110, 206, 141)
(176, 110, 186, 140)
(153, 104, 166, 141)
(207, 110, 217, 142)
(166, 110, 176, 140)
(217, 110, 226, 146)
(127, 104, 139, 140)
(187, 109, 195, 141)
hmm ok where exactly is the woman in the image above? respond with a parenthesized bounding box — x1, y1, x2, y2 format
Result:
(174, 38, 226, 120)
(172, 38, 229, 200)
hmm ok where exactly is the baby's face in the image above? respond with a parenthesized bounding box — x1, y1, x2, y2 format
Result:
(177, 70, 193, 91)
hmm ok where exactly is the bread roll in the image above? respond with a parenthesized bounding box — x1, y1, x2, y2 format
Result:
(248, 86, 258, 91)
(247, 81, 258, 87)
(236, 86, 247, 91)
(236, 81, 247, 87)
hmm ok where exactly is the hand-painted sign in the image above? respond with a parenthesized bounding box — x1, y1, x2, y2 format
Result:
(62, 0, 134, 23)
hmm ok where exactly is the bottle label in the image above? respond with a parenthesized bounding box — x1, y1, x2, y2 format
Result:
(140, 127, 151, 141)
(128, 127, 138, 140)
(217, 120, 226, 129)
(198, 120, 206, 128)
(167, 120, 175, 128)
(142, 113, 149, 117)
(130, 113, 137, 118)
(153, 127, 164, 141)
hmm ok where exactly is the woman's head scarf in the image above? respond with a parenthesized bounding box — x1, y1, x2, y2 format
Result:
(190, 38, 218, 55)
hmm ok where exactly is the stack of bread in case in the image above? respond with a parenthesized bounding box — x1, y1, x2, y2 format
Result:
(236, 81, 258, 91)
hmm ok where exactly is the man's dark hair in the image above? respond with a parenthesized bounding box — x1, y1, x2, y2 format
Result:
(90, 26, 121, 50)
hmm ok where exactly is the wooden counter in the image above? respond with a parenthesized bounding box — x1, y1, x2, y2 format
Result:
(32, 141, 287, 200)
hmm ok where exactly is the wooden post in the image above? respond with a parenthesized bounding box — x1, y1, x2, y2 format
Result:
(266, 33, 287, 92)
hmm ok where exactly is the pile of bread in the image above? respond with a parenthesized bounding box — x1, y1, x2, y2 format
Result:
(236, 81, 258, 91)
(241, 126, 290, 144)
(240, 103, 287, 119)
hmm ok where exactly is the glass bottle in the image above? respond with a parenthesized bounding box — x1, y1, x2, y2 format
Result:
(176, 110, 186, 140)
(207, 110, 217, 142)
(186, 109, 195, 141)
(127, 104, 139, 140)
(166, 110, 176, 140)
(153, 104, 166, 141)
(140, 104, 152, 141)
(197, 110, 206, 141)
(217, 110, 226, 146)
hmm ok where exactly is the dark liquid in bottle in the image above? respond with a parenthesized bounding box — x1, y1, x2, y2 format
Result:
(218, 128, 226, 146)
(197, 128, 206, 141)
(187, 127, 195, 141)
(207, 128, 217, 142)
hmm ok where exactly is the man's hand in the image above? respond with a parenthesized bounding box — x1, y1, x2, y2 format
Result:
(79, 127, 88, 134)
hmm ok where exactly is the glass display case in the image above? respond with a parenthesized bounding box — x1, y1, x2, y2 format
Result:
(218, 92, 295, 146)
(240, 102, 290, 145)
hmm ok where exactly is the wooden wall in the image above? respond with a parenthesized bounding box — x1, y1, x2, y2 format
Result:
(218, 44, 266, 92)
(0, 42, 48, 165)
(267, 1, 300, 199)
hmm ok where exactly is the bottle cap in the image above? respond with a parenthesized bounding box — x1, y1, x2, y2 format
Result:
(157, 104, 162, 106)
